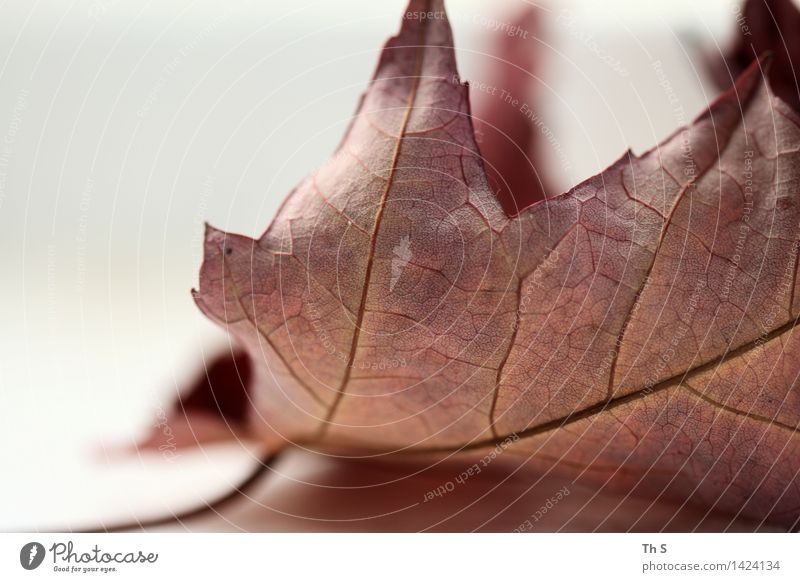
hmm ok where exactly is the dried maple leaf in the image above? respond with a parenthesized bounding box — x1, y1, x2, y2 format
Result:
(191, 0, 800, 528)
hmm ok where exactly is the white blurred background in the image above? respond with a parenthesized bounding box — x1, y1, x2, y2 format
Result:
(0, 0, 754, 530)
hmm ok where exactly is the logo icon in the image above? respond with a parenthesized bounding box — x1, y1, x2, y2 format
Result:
(20, 542, 46, 570)
(390, 235, 412, 291)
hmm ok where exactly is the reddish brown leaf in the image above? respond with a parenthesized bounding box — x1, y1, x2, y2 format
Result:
(711, 0, 800, 111)
(193, 0, 800, 528)
(136, 348, 252, 454)
(471, 6, 551, 212)
(180, 347, 252, 424)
